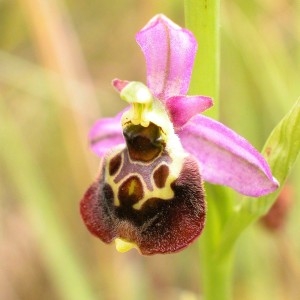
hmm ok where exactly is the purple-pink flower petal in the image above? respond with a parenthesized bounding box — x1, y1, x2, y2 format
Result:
(177, 115, 279, 197)
(112, 78, 130, 92)
(89, 112, 124, 157)
(136, 14, 197, 101)
(166, 95, 213, 128)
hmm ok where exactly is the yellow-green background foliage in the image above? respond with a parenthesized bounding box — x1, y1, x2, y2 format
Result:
(1, 0, 299, 299)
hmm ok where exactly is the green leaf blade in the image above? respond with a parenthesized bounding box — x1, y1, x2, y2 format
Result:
(245, 98, 300, 215)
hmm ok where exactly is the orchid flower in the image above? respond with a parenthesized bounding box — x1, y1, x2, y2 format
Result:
(80, 14, 279, 255)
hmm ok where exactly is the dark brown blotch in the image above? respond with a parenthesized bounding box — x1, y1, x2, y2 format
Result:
(118, 176, 144, 206)
(153, 164, 169, 188)
(123, 122, 165, 162)
(109, 153, 122, 176)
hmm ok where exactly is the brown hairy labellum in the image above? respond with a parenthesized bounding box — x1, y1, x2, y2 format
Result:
(80, 122, 206, 255)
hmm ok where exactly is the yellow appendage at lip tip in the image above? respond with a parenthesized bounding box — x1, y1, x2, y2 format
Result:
(115, 238, 138, 253)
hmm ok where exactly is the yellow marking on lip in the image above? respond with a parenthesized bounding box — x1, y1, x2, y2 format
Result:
(132, 151, 187, 210)
(128, 179, 137, 195)
(104, 146, 188, 210)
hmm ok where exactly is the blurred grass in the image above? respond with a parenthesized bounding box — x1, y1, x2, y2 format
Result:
(0, 0, 299, 299)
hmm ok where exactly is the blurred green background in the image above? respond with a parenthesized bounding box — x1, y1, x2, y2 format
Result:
(0, 0, 299, 299)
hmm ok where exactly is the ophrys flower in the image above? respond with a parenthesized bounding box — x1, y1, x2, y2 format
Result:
(80, 15, 278, 255)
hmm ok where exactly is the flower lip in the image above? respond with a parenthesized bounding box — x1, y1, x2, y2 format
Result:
(80, 154, 206, 255)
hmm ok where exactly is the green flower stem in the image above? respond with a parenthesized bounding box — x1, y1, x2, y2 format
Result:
(200, 247, 232, 300)
(184, 0, 220, 119)
(184, 2, 233, 300)
(199, 185, 233, 300)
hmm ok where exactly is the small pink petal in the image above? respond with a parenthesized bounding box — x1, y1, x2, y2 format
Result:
(112, 78, 130, 92)
(136, 14, 197, 101)
(89, 112, 125, 157)
(166, 95, 213, 128)
(177, 115, 279, 197)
